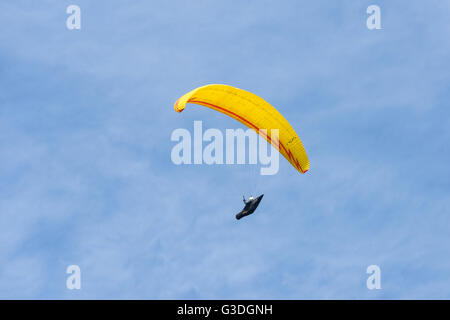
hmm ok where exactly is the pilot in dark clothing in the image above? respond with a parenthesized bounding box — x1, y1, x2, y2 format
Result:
(237, 195, 263, 220)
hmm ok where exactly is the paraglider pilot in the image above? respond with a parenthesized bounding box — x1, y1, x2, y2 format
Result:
(237, 195, 264, 220)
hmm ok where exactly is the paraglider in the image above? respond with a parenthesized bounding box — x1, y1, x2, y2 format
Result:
(236, 195, 264, 220)
(174, 84, 309, 220)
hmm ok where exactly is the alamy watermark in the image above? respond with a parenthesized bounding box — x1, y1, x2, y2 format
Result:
(366, 5, 382, 30)
(66, 265, 81, 290)
(171, 121, 280, 175)
(66, 5, 81, 30)
(366, 265, 381, 290)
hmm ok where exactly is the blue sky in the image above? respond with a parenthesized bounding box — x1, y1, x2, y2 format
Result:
(0, 1, 449, 299)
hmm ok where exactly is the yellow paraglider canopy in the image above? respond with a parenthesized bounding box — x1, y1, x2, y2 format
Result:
(174, 84, 309, 173)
